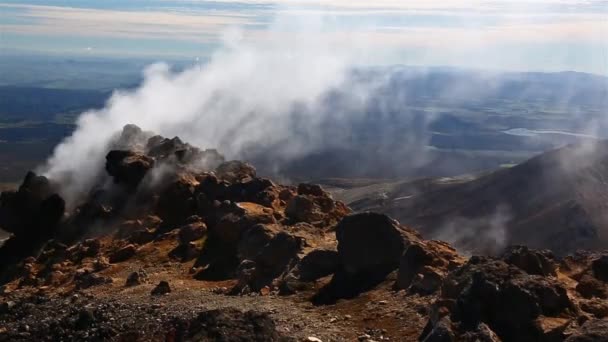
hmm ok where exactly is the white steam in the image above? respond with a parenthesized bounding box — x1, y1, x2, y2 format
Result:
(40, 14, 370, 206)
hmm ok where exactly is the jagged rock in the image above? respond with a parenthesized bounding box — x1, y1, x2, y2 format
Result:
(128, 228, 155, 245)
(215, 161, 256, 183)
(237, 224, 276, 261)
(535, 316, 572, 341)
(0, 171, 65, 237)
(125, 270, 147, 287)
(82, 239, 101, 257)
(577, 275, 608, 299)
(336, 213, 416, 275)
(212, 203, 276, 246)
(460, 323, 501, 342)
(74, 269, 112, 289)
(592, 255, 608, 282)
(565, 319, 608, 342)
(93, 257, 111, 272)
(396, 240, 464, 294)
(156, 175, 198, 225)
(440, 257, 576, 341)
(298, 249, 340, 282)
(151, 280, 171, 295)
(501, 245, 557, 276)
(178, 220, 207, 244)
(105, 150, 154, 189)
(169, 241, 200, 262)
(297, 184, 326, 197)
(109, 244, 137, 263)
(421, 317, 456, 342)
(285, 195, 325, 223)
(580, 299, 608, 318)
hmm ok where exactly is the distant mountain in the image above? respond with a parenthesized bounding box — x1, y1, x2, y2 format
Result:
(332, 140, 608, 255)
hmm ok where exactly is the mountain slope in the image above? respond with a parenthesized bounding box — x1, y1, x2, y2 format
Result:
(339, 141, 608, 255)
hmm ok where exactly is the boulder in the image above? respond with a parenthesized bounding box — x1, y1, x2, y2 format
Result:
(109, 244, 137, 263)
(580, 299, 608, 318)
(285, 195, 325, 223)
(74, 269, 112, 289)
(151, 280, 171, 296)
(396, 240, 464, 294)
(215, 161, 256, 183)
(565, 319, 608, 342)
(178, 220, 207, 244)
(336, 213, 415, 275)
(105, 150, 154, 189)
(592, 255, 608, 282)
(212, 203, 276, 247)
(298, 249, 340, 282)
(443, 257, 576, 341)
(156, 175, 198, 225)
(125, 270, 148, 287)
(501, 245, 557, 276)
(577, 275, 608, 299)
(0, 171, 64, 237)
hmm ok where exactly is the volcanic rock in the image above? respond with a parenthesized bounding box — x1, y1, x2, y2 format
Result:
(501, 245, 557, 276)
(577, 275, 608, 299)
(592, 255, 608, 282)
(74, 269, 112, 289)
(396, 240, 464, 294)
(156, 175, 198, 225)
(565, 319, 608, 342)
(429, 256, 577, 341)
(125, 270, 147, 287)
(297, 249, 340, 282)
(215, 160, 256, 183)
(105, 150, 154, 189)
(336, 212, 416, 275)
(109, 244, 137, 263)
(178, 220, 207, 244)
(151, 280, 171, 296)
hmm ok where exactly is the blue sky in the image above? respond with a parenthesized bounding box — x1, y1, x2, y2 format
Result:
(0, 0, 606, 74)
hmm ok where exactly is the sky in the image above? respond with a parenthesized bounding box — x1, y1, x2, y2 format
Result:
(0, 0, 607, 74)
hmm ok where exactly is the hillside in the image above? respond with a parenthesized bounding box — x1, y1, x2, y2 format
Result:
(332, 141, 608, 255)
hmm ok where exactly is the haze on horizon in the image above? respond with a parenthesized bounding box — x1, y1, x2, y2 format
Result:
(1, 0, 607, 75)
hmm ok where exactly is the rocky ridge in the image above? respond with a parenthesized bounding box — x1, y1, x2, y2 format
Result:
(0, 125, 607, 341)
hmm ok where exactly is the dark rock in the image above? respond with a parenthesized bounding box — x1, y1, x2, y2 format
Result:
(502, 245, 557, 276)
(109, 244, 137, 263)
(580, 299, 608, 318)
(125, 270, 147, 287)
(592, 255, 608, 282)
(215, 161, 256, 183)
(151, 281, 171, 295)
(396, 240, 463, 294)
(105, 150, 154, 189)
(74, 269, 112, 289)
(565, 319, 608, 342)
(297, 184, 325, 197)
(298, 249, 340, 282)
(285, 195, 324, 223)
(577, 275, 608, 299)
(156, 176, 197, 225)
(168, 308, 289, 341)
(178, 220, 207, 244)
(336, 212, 414, 275)
(444, 257, 576, 341)
(460, 323, 501, 342)
(421, 317, 456, 342)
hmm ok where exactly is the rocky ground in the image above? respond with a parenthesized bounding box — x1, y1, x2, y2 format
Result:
(0, 125, 607, 341)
